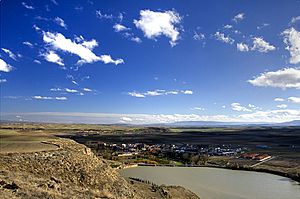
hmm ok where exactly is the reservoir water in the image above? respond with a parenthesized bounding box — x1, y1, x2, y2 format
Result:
(120, 167, 300, 199)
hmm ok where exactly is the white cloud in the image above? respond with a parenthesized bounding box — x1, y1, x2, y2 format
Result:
(96, 11, 113, 20)
(191, 107, 205, 111)
(282, 27, 300, 64)
(128, 89, 193, 98)
(232, 13, 245, 23)
(248, 67, 300, 89)
(71, 80, 79, 85)
(134, 9, 182, 46)
(22, 2, 34, 9)
(248, 104, 261, 110)
(128, 91, 146, 98)
(131, 37, 142, 43)
(274, 98, 285, 102)
(251, 37, 275, 53)
(231, 103, 252, 112)
(193, 32, 205, 41)
(165, 91, 179, 95)
(277, 104, 288, 109)
(50, 0, 58, 5)
(120, 117, 133, 122)
(22, 41, 34, 48)
(65, 88, 78, 93)
(224, 24, 233, 29)
(0, 58, 13, 72)
(42, 31, 123, 65)
(42, 50, 64, 66)
(181, 90, 193, 95)
(33, 96, 67, 100)
(290, 16, 300, 24)
(237, 43, 249, 52)
(1, 48, 17, 60)
(214, 32, 234, 44)
(4, 109, 300, 124)
(54, 17, 67, 29)
(145, 90, 164, 96)
(288, 97, 300, 104)
(99, 55, 124, 65)
(113, 24, 130, 32)
(81, 40, 98, 50)
(0, 79, 7, 83)
(34, 59, 41, 64)
(257, 23, 269, 30)
(50, 88, 62, 91)
(238, 109, 300, 123)
(83, 88, 92, 92)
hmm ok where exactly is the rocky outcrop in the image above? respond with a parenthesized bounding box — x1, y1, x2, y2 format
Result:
(0, 139, 199, 199)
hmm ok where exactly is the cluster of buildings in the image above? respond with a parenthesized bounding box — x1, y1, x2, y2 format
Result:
(85, 141, 247, 157)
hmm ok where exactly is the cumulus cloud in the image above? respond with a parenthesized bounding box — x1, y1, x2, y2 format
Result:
(99, 55, 124, 65)
(54, 17, 67, 29)
(232, 13, 245, 23)
(237, 43, 249, 52)
(274, 98, 285, 102)
(231, 103, 252, 112)
(214, 32, 234, 44)
(277, 104, 288, 109)
(134, 9, 182, 46)
(248, 67, 300, 89)
(282, 27, 300, 64)
(42, 50, 64, 66)
(0, 58, 13, 72)
(42, 31, 124, 65)
(288, 97, 300, 104)
(33, 96, 67, 100)
(1, 48, 17, 60)
(113, 24, 130, 32)
(251, 37, 275, 53)
(22, 2, 34, 9)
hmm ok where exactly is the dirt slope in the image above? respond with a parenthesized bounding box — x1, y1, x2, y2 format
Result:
(0, 138, 199, 199)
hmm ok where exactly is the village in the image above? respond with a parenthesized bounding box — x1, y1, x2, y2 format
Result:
(85, 140, 272, 166)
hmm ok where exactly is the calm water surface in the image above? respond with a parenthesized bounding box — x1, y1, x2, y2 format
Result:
(120, 167, 300, 199)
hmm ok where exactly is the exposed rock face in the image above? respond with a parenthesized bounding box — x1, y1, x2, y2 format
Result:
(0, 139, 199, 199)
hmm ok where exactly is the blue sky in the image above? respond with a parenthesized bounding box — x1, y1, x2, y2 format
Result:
(1, 0, 300, 124)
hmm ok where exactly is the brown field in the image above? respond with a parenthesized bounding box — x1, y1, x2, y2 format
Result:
(0, 129, 59, 153)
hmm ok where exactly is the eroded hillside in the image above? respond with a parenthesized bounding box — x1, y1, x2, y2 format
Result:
(0, 138, 199, 199)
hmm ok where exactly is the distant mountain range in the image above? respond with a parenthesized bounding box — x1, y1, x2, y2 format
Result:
(276, 120, 300, 126)
(157, 120, 300, 127)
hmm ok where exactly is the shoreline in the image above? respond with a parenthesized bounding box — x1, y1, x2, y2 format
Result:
(121, 163, 300, 183)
